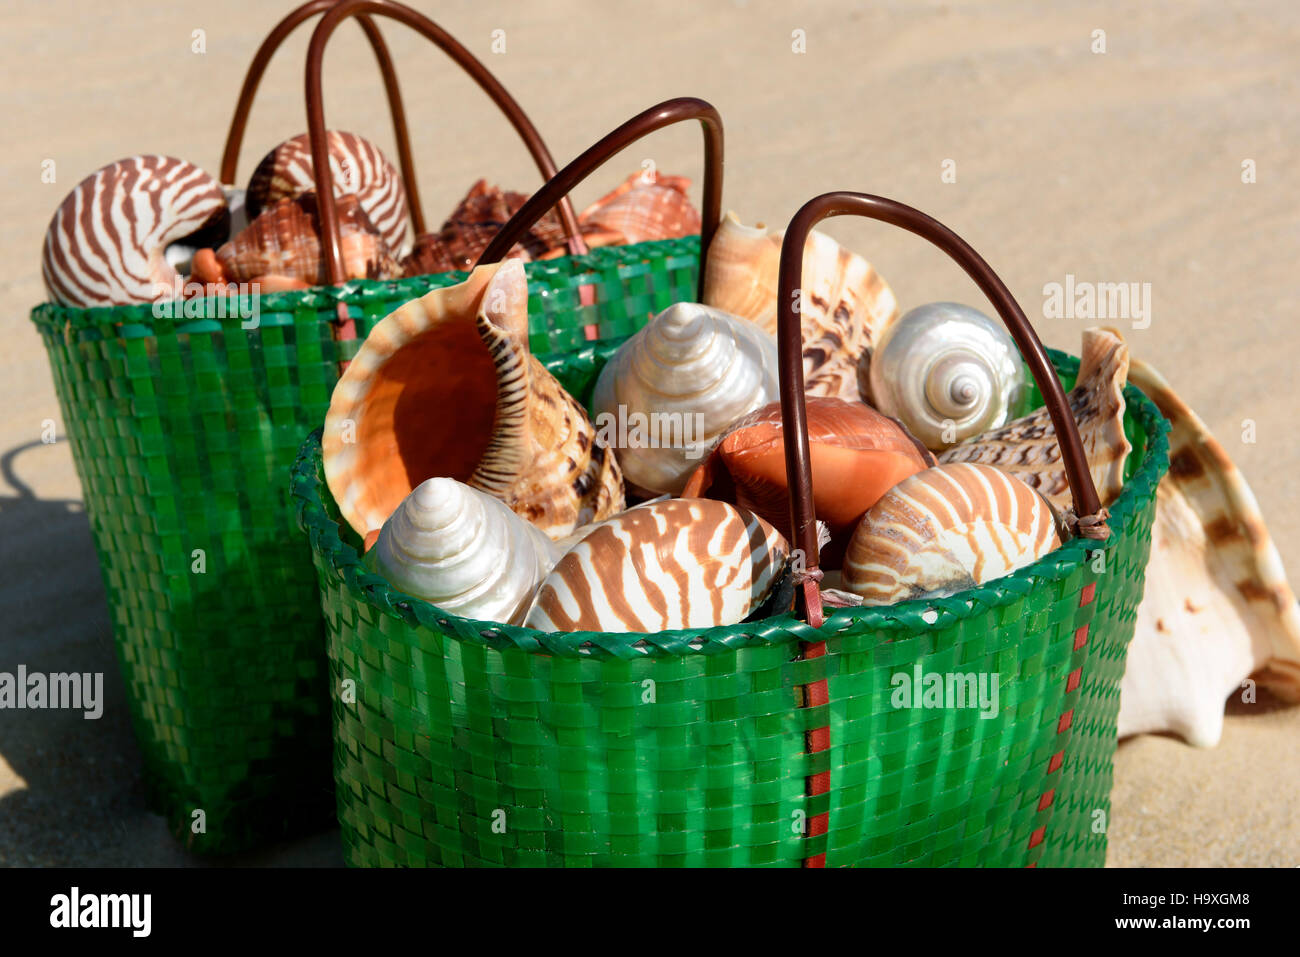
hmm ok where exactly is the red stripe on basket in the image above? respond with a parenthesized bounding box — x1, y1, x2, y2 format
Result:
(803, 632, 830, 869)
(1074, 624, 1090, 650)
(1038, 789, 1056, 812)
(580, 283, 599, 340)
(1066, 667, 1083, 693)
(1047, 749, 1065, 774)
(1027, 826, 1047, 849)
(1079, 582, 1096, 606)
(1057, 710, 1074, 734)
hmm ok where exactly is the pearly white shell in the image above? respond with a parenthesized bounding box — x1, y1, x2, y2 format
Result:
(369, 477, 560, 626)
(864, 302, 1025, 450)
(590, 302, 780, 495)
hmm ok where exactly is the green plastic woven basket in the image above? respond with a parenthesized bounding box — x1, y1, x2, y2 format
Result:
(291, 335, 1168, 868)
(29, 238, 700, 853)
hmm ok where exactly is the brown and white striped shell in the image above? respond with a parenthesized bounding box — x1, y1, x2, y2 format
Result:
(702, 211, 899, 400)
(246, 130, 412, 257)
(939, 327, 1131, 510)
(324, 259, 624, 541)
(843, 463, 1062, 605)
(190, 192, 399, 289)
(1117, 358, 1300, 747)
(577, 170, 701, 246)
(524, 498, 789, 633)
(41, 155, 229, 307)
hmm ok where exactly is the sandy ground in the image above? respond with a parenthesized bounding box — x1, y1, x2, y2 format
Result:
(0, 0, 1296, 866)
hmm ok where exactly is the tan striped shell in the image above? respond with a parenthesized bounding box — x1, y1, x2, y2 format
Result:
(939, 327, 1131, 509)
(323, 259, 624, 541)
(524, 498, 789, 633)
(41, 155, 228, 307)
(842, 463, 1061, 605)
(702, 211, 899, 400)
(577, 170, 701, 246)
(247, 130, 412, 257)
(1117, 358, 1300, 746)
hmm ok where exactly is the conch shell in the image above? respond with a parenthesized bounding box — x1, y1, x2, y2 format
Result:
(590, 302, 780, 495)
(1117, 358, 1300, 747)
(862, 302, 1026, 451)
(577, 170, 701, 246)
(939, 327, 1131, 510)
(702, 211, 899, 400)
(247, 130, 413, 257)
(524, 498, 789, 633)
(191, 192, 400, 289)
(42, 155, 229, 307)
(323, 259, 624, 540)
(682, 396, 935, 563)
(843, 463, 1062, 605)
(368, 477, 559, 625)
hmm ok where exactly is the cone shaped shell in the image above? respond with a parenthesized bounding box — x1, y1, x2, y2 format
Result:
(324, 259, 624, 540)
(524, 498, 789, 633)
(843, 463, 1061, 605)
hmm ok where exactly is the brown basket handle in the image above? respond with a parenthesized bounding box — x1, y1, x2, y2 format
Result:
(476, 96, 723, 301)
(778, 192, 1108, 624)
(219, 0, 426, 233)
(306, 0, 587, 294)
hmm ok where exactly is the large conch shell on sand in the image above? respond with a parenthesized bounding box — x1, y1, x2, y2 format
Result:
(323, 259, 624, 541)
(702, 211, 899, 400)
(939, 327, 1131, 511)
(1117, 358, 1300, 747)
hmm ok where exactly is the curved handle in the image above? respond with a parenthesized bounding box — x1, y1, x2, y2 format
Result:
(307, 0, 586, 291)
(476, 96, 724, 301)
(220, 0, 425, 232)
(777, 192, 1107, 622)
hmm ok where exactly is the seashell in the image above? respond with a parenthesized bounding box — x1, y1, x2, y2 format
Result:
(702, 211, 899, 400)
(577, 170, 701, 246)
(41, 155, 229, 307)
(862, 302, 1026, 450)
(368, 477, 560, 626)
(681, 396, 934, 564)
(938, 327, 1131, 510)
(324, 259, 624, 541)
(1117, 358, 1300, 747)
(590, 302, 780, 495)
(524, 498, 789, 633)
(246, 130, 412, 257)
(843, 463, 1062, 605)
(190, 192, 400, 288)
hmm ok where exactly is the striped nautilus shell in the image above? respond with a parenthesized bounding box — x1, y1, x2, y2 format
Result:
(41, 155, 229, 307)
(1117, 357, 1300, 747)
(524, 498, 790, 633)
(862, 302, 1026, 451)
(324, 259, 624, 542)
(591, 302, 780, 496)
(939, 327, 1131, 510)
(702, 211, 899, 400)
(842, 463, 1062, 605)
(247, 130, 412, 257)
(368, 477, 560, 626)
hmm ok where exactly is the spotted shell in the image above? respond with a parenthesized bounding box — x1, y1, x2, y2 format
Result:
(324, 259, 624, 541)
(702, 211, 899, 400)
(41, 155, 229, 307)
(246, 130, 412, 257)
(1117, 357, 1300, 746)
(939, 327, 1131, 510)
(190, 192, 399, 289)
(682, 396, 934, 564)
(843, 463, 1062, 605)
(524, 498, 789, 633)
(577, 170, 701, 246)
(368, 477, 560, 625)
(590, 302, 780, 495)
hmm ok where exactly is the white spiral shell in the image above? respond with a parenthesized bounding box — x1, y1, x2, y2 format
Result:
(41, 155, 228, 307)
(590, 303, 780, 495)
(864, 302, 1025, 451)
(247, 130, 412, 257)
(369, 477, 560, 626)
(524, 498, 789, 633)
(842, 463, 1061, 605)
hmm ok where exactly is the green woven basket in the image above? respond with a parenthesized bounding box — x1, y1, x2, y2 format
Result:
(291, 341, 1167, 868)
(29, 238, 701, 853)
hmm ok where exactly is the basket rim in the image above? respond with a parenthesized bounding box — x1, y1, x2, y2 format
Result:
(28, 236, 702, 333)
(291, 348, 1171, 660)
